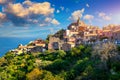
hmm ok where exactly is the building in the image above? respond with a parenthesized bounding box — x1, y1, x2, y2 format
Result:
(102, 30, 113, 39)
(113, 28, 120, 41)
(29, 46, 46, 53)
(68, 17, 87, 32)
(62, 43, 72, 51)
(48, 36, 64, 50)
(10, 49, 23, 55)
(33, 39, 46, 47)
(64, 30, 79, 37)
(18, 44, 27, 50)
(102, 25, 120, 41)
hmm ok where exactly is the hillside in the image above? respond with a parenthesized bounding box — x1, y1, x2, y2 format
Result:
(0, 43, 120, 80)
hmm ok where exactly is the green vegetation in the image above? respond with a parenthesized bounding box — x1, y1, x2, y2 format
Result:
(0, 43, 120, 80)
(53, 29, 65, 39)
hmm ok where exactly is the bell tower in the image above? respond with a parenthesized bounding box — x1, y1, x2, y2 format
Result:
(77, 17, 80, 25)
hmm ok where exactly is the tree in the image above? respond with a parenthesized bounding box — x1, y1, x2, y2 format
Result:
(53, 29, 65, 39)
(26, 68, 43, 80)
(56, 50, 66, 58)
(71, 47, 81, 56)
(92, 42, 119, 74)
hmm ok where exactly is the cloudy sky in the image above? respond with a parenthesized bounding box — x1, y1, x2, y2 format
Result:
(0, 0, 120, 38)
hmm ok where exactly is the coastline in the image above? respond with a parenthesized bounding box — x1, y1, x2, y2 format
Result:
(0, 37, 46, 57)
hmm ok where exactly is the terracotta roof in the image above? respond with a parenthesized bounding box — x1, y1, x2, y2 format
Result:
(27, 46, 35, 49)
(113, 29, 120, 32)
(33, 39, 46, 44)
(67, 42, 75, 44)
(85, 34, 97, 36)
(19, 46, 27, 49)
(103, 30, 111, 32)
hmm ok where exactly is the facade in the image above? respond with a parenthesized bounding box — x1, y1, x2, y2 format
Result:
(61, 43, 72, 51)
(113, 29, 120, 41)
(18, 44, 27, 50)
(29, 46, 46, 53)
(11, 39, 46, 54)
(68, 17, 87, 32)
(102, 30, 113, 39)
(33, 39, 46, 47)
(84, 34, 98, 42)
(102, 25, 120, 41)
(48, 36, 64, 50)
(10, 49, 23, 55)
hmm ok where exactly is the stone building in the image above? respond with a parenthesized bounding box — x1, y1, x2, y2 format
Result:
(48, 36, 64, 50)
(61, 43, 72, 51)
(113, 28, 120, 41)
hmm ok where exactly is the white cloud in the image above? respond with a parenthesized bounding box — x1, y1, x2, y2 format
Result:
(45, 17, 52, 22)
(4, 2, 54, 17)
(32, 20, 38, 23)
(0, 12, 7, 23)
(98, 12, 111, 21)
(0, 1, 60, 26)
(0, 12, 6, 19)
(23, 0, 33, 6)
(86, 4, 89, 7)
(39, 23, 46, 27)
(51, 19, 60, 25)
(69, 8, 85, 21)
(56, 10, 60, 13)
(83, 14, 94, 20)
(60, 6, 64, 11)
(104, 16, 111, 21)
(99, 12, 106, 17)
(0, 0, 7, 4)
(28, 2, 54, 16)
(0, 0, 14, 5)
(5, 3, 29, 17)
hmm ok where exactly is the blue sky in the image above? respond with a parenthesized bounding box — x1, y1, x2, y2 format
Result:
(0, 0, 120, 38)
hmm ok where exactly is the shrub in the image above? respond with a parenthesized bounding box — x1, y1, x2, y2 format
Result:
(26, 68, 43, 80)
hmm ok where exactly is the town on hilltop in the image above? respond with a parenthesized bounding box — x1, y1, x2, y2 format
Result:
(10, 18, 120, 55)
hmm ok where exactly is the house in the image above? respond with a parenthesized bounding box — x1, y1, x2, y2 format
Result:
(102, 30, 113, 40)
(84, 33, 98, 42)
(101, 24, 119, 40)
(29, 46, 46, 53)
(26, 46, 35, 52)
(64, 30, 79, 38)
(18, 44, 27, 50)
(33, 39, 46, 47)
(10, 49, 23, 55)
(48, 36, 64, 50)
(68, 17, 87, 32)
(113, 28, 120, 42)
(97, 29, 103, 38)
(67, 42, 75, 48)
(82, 26, 100, 42)
(67, 37, 76, 42)
(61, 43, 72, 51)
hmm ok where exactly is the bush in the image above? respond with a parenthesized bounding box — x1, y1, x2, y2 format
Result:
(26, 68, 43, 80)
(45, 59, 70, 74)
(71, 47, 81, 56)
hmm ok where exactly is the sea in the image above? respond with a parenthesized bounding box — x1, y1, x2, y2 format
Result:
(0, 37, 46, 57)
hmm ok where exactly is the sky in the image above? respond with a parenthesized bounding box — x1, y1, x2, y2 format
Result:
(0, 0, 120, 38)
